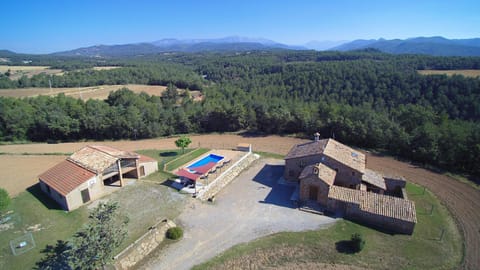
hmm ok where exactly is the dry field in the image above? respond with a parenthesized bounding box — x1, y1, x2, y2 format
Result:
(0, 65, 63, 80)
(0, 155, 65, 196)
(0, 84, 203, 101)
(0, 134, 478, 269)
(418, 69, 480, 78)
(92, 66, 121, 71)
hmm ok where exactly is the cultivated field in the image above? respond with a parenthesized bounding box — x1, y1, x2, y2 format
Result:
(0, 134, 478, 269)
(0, 84, 203, 101)
(0, 65, 63, 80)
(418, 69, 480, 78)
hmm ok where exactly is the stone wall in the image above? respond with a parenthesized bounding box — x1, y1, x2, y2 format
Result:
(113, 219, 176, 270)
(197, 152, 258, 201)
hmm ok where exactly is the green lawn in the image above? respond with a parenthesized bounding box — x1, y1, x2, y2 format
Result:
(193, 183, 463, 270)
(0, 185, 88, 270)
(165, 148, 210, 172)
(0, 149, 194, 269)
(136, 148, 209, 183)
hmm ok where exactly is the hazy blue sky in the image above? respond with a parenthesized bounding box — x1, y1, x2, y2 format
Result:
(1, 0, 479, 53)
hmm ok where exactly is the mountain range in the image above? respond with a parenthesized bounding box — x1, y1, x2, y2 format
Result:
(4, 36, 480, 57)
(52, 36, 306, 57)
(332, 37, 480, 56)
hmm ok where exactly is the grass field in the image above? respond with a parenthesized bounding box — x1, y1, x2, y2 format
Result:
(418, 69, 480, 78)
(0, 185, 88, 270)
(0, 167, 187, 269)
(193, 183, 462, 270)
(0, 65, 63, 80)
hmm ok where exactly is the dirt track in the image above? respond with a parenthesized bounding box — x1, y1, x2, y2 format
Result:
(0, 134, 478, 269)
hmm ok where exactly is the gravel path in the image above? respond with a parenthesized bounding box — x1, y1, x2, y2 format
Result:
(140, 159, 336, 270)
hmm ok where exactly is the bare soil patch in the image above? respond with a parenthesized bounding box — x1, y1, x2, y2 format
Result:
(1, 134, 477, 269)
(418, 69, 480, 78)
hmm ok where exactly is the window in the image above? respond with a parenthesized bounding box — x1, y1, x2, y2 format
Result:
(46, 184, 51, 194)
(352, 171, 355, 176)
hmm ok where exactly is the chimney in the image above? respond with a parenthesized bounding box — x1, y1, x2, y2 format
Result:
(314, 132, 320, 142)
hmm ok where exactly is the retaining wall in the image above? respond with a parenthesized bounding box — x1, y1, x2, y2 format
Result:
(197, 152, 258, 200)
(113, 219, 176, 270)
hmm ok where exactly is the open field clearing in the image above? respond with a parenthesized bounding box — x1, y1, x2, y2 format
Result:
(92, 66, 122, 71)
(192, 183, 461, 270)
(0, 84, 203, 101)
(0, 155, 66, 196)
(0, 134, 478, 269)
(0, 65, 63, 80)
(418, 69, 480, 77)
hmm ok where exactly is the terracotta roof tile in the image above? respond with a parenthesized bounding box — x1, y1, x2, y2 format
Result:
(328, 185, 417, 223)
(299, 163, 336, 186)
(138, 154, 157, 163)
(68, 146, 119, 173)
(39, 160, 96, 196)
(362, 169, 387, 190)
(323, 139, 366, 173)
(285, 139, 328, 160)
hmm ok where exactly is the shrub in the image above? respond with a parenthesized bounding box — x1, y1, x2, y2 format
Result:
(0, 188, 11, 213)
(166, 227, 183, 240)
(350, 233, 365, 252)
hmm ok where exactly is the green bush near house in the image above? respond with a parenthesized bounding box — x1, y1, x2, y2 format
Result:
(350, 233, 365, 253)
(166, 227, 183, 240)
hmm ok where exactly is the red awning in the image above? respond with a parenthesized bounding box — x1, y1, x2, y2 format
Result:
(176, 169, 201, 181)
(190, 162, 217, 174)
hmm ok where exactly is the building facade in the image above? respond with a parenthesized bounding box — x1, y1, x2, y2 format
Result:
(38, 145, 158, 211)
(286, 135, 417, 234)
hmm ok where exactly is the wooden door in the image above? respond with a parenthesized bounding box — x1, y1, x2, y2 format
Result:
(309, 185, 318, 201)
(81, 188, 90, 203)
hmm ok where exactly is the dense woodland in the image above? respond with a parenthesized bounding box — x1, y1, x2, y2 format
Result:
(0, 50, 479, 175)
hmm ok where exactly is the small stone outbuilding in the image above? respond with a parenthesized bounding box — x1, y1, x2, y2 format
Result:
(38, 145, 158, 211)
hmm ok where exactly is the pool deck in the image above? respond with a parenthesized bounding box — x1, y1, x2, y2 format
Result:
(172, 149, 246, 192)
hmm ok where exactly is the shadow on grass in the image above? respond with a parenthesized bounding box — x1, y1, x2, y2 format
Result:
(34, 240, 70, 270)
(160, 151, 179, 157)
(335, 240, 356, 254)
(26, 184, 63, 210)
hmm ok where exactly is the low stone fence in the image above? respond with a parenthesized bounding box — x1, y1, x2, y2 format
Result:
(113, 219, 176, 270)
(197, 152, 258, 201)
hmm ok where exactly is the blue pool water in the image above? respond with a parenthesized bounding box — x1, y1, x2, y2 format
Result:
(188, 154, 224, 168)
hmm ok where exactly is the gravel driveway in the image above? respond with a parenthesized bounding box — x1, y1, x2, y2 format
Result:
(141, 158, 336, 270)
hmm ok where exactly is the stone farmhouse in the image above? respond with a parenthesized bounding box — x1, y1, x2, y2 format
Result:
(38, 145, 158, 211)
(285, 134, 417, 234)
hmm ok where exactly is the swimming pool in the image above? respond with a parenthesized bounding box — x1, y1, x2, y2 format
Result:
(188, 154, 224, 168)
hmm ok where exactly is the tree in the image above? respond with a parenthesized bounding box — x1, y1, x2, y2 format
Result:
(36, 201, 128, 270)
(0, 188, 11, 213)
(67, 202, 128, 269)
(175, 136, 192, 154)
